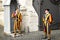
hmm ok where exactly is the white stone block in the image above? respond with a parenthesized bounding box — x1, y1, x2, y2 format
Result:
(28, 6, 38, 32)
(4, 6, 11, 34)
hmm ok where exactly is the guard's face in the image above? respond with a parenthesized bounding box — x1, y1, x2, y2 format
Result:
(16, 9, 19, 13)
(45, 10, 49, 13)
(17, 9, 19, 12)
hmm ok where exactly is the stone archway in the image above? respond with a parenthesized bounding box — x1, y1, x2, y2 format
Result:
(33, 0, 60, 30)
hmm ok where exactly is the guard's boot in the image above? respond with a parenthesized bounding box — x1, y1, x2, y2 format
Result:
(47, 34, 51, 40)
(14, 33, 16, 37)
(48, 39, 51, 40)
(43, 32, 47, 39)
(42, 34, 47, 39)
(18, 28, 21, 34)
(43, 36, 47, 39)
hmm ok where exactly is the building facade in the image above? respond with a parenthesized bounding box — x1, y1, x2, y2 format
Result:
(3, 0, 38, 34)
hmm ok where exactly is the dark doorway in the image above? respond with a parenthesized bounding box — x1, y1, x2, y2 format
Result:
(10, 0, 18, 32)
(33, 0, 60, 30)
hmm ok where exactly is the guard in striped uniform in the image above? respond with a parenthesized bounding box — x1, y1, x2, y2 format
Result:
(11, 7, 22, 37)
(42, 9, 53, 40)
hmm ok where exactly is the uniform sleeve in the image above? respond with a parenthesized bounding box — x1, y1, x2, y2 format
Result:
(11, 12, 14, 18)
(42, 15, 44, 22)
(20, 13, 22, 22)
(49, 15, 53, 23)
(42, 17, 44, 22)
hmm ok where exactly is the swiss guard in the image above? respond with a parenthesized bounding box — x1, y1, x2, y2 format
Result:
(42, 9, 53, 40)
(11, 7, 22, 37)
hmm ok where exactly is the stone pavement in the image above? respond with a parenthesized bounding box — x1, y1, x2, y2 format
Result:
(0, 25, 60, 40)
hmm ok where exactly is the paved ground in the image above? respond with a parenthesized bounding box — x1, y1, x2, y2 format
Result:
(0, 25, 60, 40)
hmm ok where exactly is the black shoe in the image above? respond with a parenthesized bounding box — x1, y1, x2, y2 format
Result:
(14, 35, 16, 38)
(48, 38, 51, 40)
(14, 33, 16, 37)
(14, 33, 16, 35)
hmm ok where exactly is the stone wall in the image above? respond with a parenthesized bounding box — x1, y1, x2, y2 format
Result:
(0, 0, 4, 26)
(3, 0, 38, 34)
(20, 0, 38, 32)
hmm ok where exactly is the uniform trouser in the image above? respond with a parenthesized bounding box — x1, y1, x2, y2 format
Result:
(14, 20, 21, 35)
(44, 23, 51, 39)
